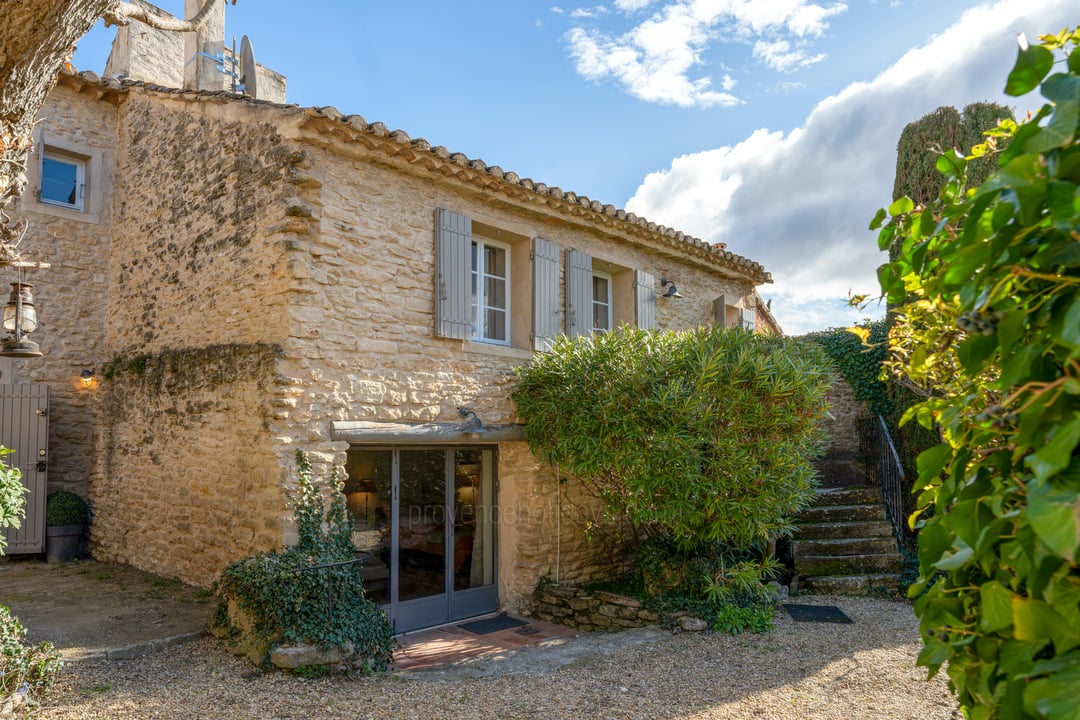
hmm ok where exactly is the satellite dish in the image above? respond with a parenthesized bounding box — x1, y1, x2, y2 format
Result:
(239, 35, 258, 99)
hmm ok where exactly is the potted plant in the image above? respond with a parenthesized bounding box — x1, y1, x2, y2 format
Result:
(45, 491, 88, 563)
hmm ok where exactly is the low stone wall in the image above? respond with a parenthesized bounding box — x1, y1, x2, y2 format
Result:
(532, 584, 660, 632)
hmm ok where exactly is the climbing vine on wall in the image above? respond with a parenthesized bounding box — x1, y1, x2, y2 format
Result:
(804, 320, 891, 415)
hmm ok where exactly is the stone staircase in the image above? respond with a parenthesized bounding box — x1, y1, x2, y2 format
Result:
(793, 483, 904, 595)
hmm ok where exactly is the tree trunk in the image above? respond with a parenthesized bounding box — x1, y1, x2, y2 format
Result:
(0, 0, 224, 264)
(0, 0, 116, 261)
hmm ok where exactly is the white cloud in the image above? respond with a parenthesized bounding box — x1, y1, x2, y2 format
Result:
(571, 5, 610, 18)
(550, 6, 566, 14)
(564, 0, 847, 108)
(624, 0, 1076, 334)
(752, 39, 826, 71)
(615, 0, 658, 10)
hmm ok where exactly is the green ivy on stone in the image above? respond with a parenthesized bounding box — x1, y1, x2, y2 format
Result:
(213, 450, 394, 672)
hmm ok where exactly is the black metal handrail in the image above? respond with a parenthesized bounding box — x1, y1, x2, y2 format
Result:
(859, 415, 907, 545)
(291, 557, 361, 627)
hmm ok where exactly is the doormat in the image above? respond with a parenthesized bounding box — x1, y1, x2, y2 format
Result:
(783, 604, 853, 624)
(458, 615, 529, 634)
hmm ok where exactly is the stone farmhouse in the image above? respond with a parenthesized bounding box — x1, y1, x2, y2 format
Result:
(2, 5, 780, 633)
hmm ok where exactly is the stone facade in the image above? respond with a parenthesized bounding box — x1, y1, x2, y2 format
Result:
(11, 68, 777, 617)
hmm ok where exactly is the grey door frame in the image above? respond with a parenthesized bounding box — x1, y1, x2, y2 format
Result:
(386, 446, 499, 635)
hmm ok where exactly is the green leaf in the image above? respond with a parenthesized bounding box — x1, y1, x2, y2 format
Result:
(1028, 477, 1080, 562)
(869, 207, 887, 230)
(888, 196, 914, 215)
(1023, 670, 1080, 720)
(1006, 44, 1055, 96)
(1026, 413, 1080, 482)
(934, 539, 974, 570)
(980, 581, 1017, 633)
(1061, 295, 1080, 348)
(1013, 597, 1080, 650)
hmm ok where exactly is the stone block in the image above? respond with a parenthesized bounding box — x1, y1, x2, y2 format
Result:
(270, 643, 349, 670)
(598, 604, 619, 618)
(568, 598, 593, 612)
(678, 616, 708, 632)
(589, 614, 612, 627)
(594, 591, 641, 608)
(618, 606, 639, 620)
(637, 609, 660, 623)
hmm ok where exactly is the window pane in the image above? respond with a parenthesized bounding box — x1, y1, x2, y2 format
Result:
(454, 449, 494, 590)
(593, 276, 610, 304)
(485, 276, 506, 311)
(398, 450, 447, 603)
(41, 157, 79, 207)
(484, 245, 506, 278)
(485, 308, 506, 341)
(344, 449, 392, 605)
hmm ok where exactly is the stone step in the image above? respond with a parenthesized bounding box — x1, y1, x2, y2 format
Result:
(800, 573, 901, 596)
(811, 485, 883, 507)
(792, 536, 898, 557)
(795, 552, 904, 577)
(795, 503, 887, 524)
(794, 519, 896, 540)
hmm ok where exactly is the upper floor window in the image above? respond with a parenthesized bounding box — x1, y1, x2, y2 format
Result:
(471, 237, 510, 344)
(40, 150, 86, 211)
(592, 271, 612, 332)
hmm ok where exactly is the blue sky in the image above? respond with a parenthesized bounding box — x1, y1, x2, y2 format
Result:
(72, 0, 1077, 334)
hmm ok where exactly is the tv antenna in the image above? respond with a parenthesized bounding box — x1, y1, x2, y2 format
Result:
(237, 35, 258, 98)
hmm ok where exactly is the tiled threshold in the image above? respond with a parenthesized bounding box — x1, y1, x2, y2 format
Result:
(393, 617, 578, 671)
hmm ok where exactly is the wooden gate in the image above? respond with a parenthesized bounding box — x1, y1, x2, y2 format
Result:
(0, 384, 49, 554)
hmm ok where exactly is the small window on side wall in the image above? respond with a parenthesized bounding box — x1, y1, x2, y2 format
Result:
(40, 150, 86, 211)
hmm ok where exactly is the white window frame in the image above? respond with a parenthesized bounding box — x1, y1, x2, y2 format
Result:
(471, 236, 511, 345)
(39, 149, 86, 211)
(592, 270, 612, 333)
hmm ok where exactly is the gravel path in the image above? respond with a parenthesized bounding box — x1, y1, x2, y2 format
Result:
(40, 597, 959, 720)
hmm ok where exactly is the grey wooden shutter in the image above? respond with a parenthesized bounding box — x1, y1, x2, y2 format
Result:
(435, 208, 472, 340)
(741, 307, 756, 331)
(566, 249, 593, 338)
(713, 295, 728, 327)
(635, 269, 656, 330)
(532, 237, 561, 351)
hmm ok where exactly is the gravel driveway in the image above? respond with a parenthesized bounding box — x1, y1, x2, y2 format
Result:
(39, 597, 959, 720)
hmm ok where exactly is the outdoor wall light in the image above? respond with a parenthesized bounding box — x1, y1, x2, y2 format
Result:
(660, 279, 683, 299)
(79, 369, 95, 387)
(0, 282, 43, 358)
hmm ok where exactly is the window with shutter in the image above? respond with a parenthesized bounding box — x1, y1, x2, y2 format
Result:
(532, 237, 561, 351)
(472, 237, 511, 344)
(435, 208, 473, 340)
(741, 307, 756, 331)
(566, 250, 593, 338)
(634, 269, 656, 329)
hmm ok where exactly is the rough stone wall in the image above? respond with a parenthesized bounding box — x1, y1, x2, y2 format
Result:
(11, 82, 117, 497)
(91, 344, 283, 584)
(822, 372, 869, 457)
(92, 91, 312, 582)
(272, 140, 749, 609)
(533, 584, 659, 632)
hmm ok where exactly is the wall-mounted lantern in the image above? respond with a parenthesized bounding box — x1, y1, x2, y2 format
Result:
(0, 281, 42, 358)
(79, 369, 95, 388)
(659, 279, 683, 299)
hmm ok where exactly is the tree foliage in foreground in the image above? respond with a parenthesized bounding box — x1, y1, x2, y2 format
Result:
(511, 327, 832, 552)
(873, 28, 1080, 720)
(0, 447, 28, 555)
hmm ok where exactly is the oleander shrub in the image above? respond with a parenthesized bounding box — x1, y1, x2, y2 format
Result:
(512, 326, 831, 630)
(213, 451, 394, 673)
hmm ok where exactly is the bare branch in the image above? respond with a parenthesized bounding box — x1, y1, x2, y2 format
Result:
(104, 0, 235, 32)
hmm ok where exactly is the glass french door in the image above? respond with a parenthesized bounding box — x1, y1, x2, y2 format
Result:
(343, 447, 497, 634)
